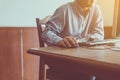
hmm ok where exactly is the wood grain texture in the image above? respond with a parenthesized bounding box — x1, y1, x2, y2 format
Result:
(22, 27, 40, 80)
(0, 27, 22, 80)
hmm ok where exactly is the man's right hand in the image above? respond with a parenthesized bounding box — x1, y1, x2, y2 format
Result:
(57, 36, 78, 48)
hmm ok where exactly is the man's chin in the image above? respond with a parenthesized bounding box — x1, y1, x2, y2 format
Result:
(81, 4, 93, 8)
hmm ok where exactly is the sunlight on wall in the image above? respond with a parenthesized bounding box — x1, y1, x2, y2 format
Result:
(97, 0, 114, 26)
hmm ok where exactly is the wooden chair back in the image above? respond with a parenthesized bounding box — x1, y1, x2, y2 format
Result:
(36, 18, 45, 47)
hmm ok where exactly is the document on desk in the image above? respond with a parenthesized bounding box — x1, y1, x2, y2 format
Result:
(77, 39, 120, 46)
(110, 46, 120, 51)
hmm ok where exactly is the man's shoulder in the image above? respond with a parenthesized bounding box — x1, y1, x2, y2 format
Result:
(92, 3, 101, 10)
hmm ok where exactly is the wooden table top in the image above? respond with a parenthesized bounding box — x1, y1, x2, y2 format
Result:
(28, 46, 120, 66)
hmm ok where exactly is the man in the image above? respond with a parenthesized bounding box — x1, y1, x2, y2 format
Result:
(42, 0, 104, 80)
(42, 0, 104, 48)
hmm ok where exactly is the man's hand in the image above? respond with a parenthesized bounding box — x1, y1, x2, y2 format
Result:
(87, 37, 94, 42)
(57, 36, 78, 48)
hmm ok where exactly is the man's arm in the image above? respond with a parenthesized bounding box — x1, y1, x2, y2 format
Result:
(41, 7, 65, 45)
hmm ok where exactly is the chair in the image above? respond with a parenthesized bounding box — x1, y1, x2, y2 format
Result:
(36, 16, 51, 47)
(36, 18, 45, 47)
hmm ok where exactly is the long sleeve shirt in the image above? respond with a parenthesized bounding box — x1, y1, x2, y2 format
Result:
(41, 1, 104, 45)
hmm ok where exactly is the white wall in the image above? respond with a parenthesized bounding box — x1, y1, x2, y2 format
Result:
(0, 0, 114, 26)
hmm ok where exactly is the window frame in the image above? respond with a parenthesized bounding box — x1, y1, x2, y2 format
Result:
(112, 0, 120, 38)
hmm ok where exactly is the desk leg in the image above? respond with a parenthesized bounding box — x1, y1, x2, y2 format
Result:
(39, 56, 46, 80)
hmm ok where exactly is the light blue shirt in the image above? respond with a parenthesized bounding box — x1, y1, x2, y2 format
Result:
(42, 1, 104, 45)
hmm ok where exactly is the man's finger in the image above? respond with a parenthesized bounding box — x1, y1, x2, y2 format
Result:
(66, 37, 77, 46)
(58, 40, 67, 48)
(63, 39, 72, 48)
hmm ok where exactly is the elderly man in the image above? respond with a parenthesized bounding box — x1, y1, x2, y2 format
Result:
(42, 0, 104, 48)
(42, 0, 104, 80)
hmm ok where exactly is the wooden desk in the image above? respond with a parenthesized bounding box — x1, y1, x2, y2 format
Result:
(27, 46, 120, 80)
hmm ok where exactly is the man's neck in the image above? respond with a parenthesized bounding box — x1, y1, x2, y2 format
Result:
(82, 7, 91, 17)
(83, 7, 90, 11)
